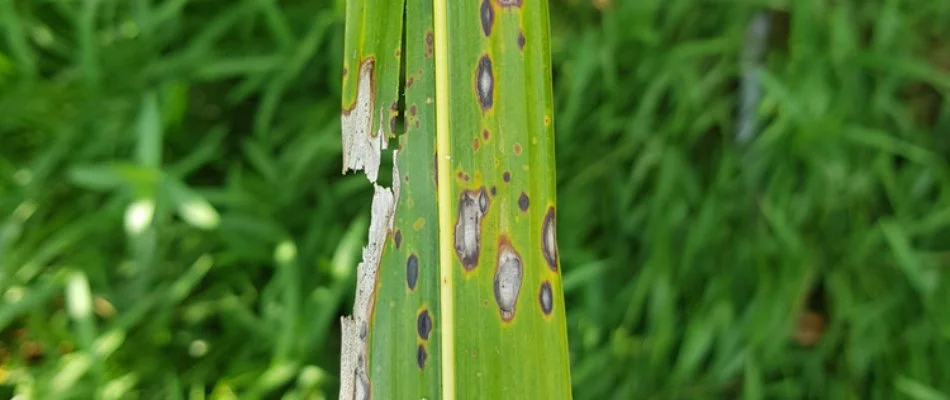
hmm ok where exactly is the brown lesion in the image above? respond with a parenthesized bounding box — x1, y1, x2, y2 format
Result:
(342, 58, 376, 115)
(424, 31, 434, 59)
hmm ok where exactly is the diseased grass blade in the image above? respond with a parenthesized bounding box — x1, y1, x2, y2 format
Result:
(364, 0, 443, 395)
(339, 0, 421, 397)
(340, 0, 571, 397)
(434, 0, 572, 397)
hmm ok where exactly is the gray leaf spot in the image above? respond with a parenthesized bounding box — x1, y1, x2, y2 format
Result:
(542, 207, 558, 271)
(493, 238, 523, 322)
(455, 187, 489, 271)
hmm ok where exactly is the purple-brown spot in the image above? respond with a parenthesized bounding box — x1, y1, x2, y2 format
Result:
(503, 171, 511, 182)
(480, 0, 494, 36)
(490, 185, 497, 196)
(425, 31, 434, 58)
(417, 345, 427, 369)
(518, 31, 525, 50)
(518, 192, 529, 212)
(473, 138, 480, 151)
(482, 129, 490, 140)
(475, 55, 494, 112)
(417, 309, 432, 340)
(513, 143, 522, 155)
(394, 230, 402, 249)
(409, 105, 417, 116)
(539, 281, 553, 316)
(407, 254, 419, 290)
(542, 207, 558, 271)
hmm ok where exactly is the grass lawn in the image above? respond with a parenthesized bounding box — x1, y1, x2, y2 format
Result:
(3, 0, 950, 398)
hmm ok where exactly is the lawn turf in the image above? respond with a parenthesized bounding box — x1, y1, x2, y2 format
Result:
(2, 0, 950, 398)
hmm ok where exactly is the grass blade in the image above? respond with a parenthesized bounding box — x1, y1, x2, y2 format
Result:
(340, 0, 572, 398)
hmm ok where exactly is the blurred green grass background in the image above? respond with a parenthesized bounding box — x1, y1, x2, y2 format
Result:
(3, 0, 950, 398)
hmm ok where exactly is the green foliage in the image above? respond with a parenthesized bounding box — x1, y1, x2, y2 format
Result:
(339, 0, 571, 397)
(2, 0, 950, 399)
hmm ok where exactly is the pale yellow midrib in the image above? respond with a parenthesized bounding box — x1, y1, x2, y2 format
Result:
(432, 0, 455, 398)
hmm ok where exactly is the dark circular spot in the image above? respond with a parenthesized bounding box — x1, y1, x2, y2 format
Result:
(540, 281, 553, 315)
(480, 0, 494, 36)
(416, 345, 427, 369)
(503, 171, 511, 182)
(518, 31, 525, 50)
(482, 129, 490, 140)
(394, 230, 402, 249)
(475, 55, 494, 112)
(417, 309, 432, 340)
(407, 254, 419, 290)
(490, 185, 497, 196)
(518, 192, 529, 212)
(410, 105, 417, 116)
